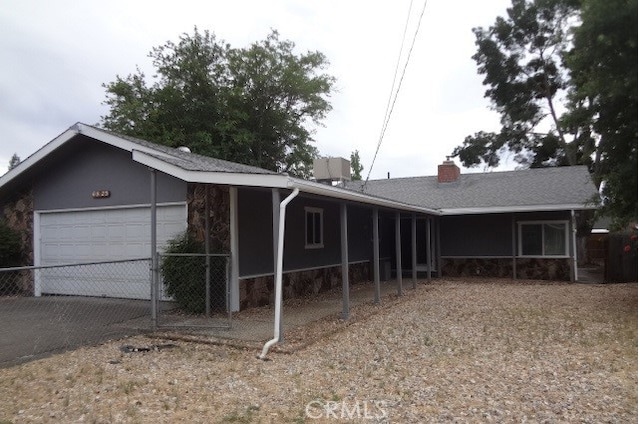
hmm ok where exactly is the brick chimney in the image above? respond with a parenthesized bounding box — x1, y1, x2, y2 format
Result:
(437, 156, 460, 183)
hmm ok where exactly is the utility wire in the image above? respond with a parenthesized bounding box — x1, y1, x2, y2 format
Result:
(363, 0, 429, 190)
(362, 1, 414, 189)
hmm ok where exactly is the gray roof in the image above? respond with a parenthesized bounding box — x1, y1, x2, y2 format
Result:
(85, 124, 278, 175)
(0, 122, 600, 215)
(345, 166, 599, 211)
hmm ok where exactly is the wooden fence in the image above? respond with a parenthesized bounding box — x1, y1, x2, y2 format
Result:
(604, 232, 638, 283)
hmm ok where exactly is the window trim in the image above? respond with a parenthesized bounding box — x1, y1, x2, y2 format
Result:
(304, 207, 324, 249)
(518, 220, 570, 258)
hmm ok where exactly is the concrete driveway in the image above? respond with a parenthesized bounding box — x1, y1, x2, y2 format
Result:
(0, 296, 152, 368)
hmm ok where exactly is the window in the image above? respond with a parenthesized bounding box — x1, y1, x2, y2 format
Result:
(305, 207, 324, 248)
(518, 221, 569, 257)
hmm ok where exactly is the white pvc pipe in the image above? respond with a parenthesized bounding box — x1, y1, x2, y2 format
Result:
(259, 188, 299, 360)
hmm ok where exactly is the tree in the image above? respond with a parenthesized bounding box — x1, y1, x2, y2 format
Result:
(350, 150, 364, 181)
(453, 0, 638, 227)
(8, 154, 20, 171)
(452, 0, 586, 169)
(565, 0, 638, 227)
(101, 28, 335, 178)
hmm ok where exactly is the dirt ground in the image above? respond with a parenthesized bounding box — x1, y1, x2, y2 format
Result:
(0, 279, 636, 423)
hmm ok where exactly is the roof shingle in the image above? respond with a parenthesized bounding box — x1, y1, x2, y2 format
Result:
(86, 125, 278, 175)
(345, 166, 599, 211)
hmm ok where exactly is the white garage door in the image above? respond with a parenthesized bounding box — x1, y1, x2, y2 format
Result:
(37, 204, 187, 299)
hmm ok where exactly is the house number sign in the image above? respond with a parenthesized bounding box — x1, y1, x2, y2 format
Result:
(92, 190, 111, 199)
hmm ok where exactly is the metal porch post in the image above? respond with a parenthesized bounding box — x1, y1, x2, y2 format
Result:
(395, 212, 402, 296)
(411, 214, 417, 289)
(426, 217, 432, 282)
(436, 218, 442, 278)
(372, 208, 380, 304)
(341, 203, 350, 319)
(512, 214, 517, 280)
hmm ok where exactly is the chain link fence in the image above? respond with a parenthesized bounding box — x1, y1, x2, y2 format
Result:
(155, 253, 231, 330)
(0, 254, 236, 367)
(0, 259, 152, 367)
(1, 253, 411, 366)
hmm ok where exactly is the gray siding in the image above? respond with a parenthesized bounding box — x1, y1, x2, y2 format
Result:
(236, 190, 379, 277)
(34, 136, 186, 210)
(441, 215, 513, 256)
(378, 212, 396, 258)
(347, 205, 373, 262)
(283, 195, 342, 270)
(441, 211, 573, 257)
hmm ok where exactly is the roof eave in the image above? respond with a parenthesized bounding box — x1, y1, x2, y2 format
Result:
(76, 124, 177, 159)
(132, 150, 290, 188)
(439, 203, 599, 215)
(288, 179, 441, 215)
(0, 125, 79, 189)
(134, 151, 441, 214)
(0, 123, 182, 191)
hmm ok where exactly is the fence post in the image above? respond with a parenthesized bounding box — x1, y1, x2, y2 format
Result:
(154, 252, 161, 327)
(150, 168, 158, 331)
(571, 210, 578, 282)
(205, 188, 211, 317)
(227, 257, 233, 328)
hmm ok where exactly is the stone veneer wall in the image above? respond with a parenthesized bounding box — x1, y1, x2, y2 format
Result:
(515, 258, 570, 281)
(239, 262, 371, 310)
(441, 258, 513, 278)
(2, 190, 34, 293)
(441, 257, 571, 281)
(186, 184, 230, 252)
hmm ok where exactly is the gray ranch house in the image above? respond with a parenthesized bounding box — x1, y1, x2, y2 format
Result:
(0, 123, 599, 311)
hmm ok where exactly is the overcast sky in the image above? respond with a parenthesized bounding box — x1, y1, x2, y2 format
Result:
(0, 0, 515, 180)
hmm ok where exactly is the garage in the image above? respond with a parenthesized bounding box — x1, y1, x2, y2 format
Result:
(36, 203, 187, 299)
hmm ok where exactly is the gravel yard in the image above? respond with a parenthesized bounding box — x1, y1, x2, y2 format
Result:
(0, 279, 636, 423)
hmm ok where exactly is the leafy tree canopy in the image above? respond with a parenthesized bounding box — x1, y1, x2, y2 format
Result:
(453, 0, 637, 226)
(101, 28, 336, 178)
(8, 154, 20, 171)
(350, 150, 364, 181)
(453, 0, 583, 170)
(565, 0, 637, 226)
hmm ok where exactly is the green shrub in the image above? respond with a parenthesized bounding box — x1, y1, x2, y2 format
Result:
(0, 220, 23, 295)
(161, 232, 226, 314)
(0, 220, 22, 267)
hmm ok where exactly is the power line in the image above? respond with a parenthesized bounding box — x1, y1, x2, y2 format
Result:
(363, 0, 429, 189)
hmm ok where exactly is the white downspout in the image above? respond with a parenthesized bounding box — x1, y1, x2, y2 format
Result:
(258, 188, 299, 360)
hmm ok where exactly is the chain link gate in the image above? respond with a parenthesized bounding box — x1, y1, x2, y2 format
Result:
(155, 253, 232, 330)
